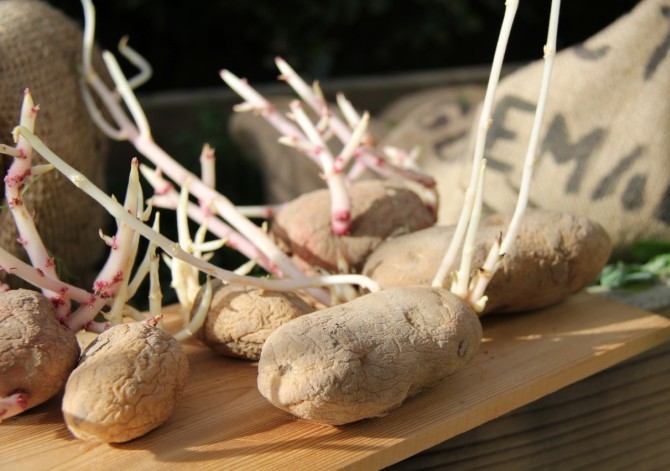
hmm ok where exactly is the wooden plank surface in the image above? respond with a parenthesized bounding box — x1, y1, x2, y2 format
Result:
(1, 292, 670, 471)
(389, 330, 670, 469)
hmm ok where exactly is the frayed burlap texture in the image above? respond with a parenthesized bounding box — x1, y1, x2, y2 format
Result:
(0, 0, 109, 285)
(382, 0, 670, 253)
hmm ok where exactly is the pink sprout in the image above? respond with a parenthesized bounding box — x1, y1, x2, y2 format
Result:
(4, 168, 31, 188)
(93, 271, 124, 298)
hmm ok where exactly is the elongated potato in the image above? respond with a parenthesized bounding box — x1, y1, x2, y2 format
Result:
(257, 286, 482, 425)
(363, 209, 612, 314)
(62, 322, 189, 442)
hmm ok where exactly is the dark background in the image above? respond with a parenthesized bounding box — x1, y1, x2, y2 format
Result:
(48, 0, 640, 93)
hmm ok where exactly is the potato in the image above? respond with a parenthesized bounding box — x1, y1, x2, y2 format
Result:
(62, 322, 189, 442)
(257, 286, 482, 425)
(363, 209, 612, 314)
(271, 179, 436, 273)
(0, 289, 80, 420)
(193, 279, 313, 361)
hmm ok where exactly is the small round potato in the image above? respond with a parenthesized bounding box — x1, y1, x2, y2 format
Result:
(193, 279, 313, 361)
(62, 322, 189, 443)
(0, 289, 80, 419)
(258, 286, 482, 425)
(271, 179, 436, 272)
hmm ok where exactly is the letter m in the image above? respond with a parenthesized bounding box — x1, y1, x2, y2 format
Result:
(540, 114, 605, 194)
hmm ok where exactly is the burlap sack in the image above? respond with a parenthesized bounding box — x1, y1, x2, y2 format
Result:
(229, 96, 388, 203)
(229, 97, 325, 203)
(376, 85, 486, 224)
(0, 0, 109, 285)
(383, 0, 670, 253)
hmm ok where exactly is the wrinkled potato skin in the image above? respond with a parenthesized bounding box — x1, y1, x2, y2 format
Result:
(258, 286, 482, 425)
(194, 280, 313, 361)
(62, 323, 189, 443)
(271, 180, 436, 272)
(363, 209, 612, 314)
(0, 289, 80, 414)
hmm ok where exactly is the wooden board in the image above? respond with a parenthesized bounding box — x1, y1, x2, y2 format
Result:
(389, 340, 670, 469)
(1, 292, 670, 471)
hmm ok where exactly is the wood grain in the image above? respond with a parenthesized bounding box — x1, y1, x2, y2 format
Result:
(1, 292, 669, 471)
(389, 339, 670, 470)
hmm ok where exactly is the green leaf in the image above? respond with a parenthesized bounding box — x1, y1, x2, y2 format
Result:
(598, 262, 631, 288)
(597, 261, 658, 288)
(641, 254, 670, 277)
